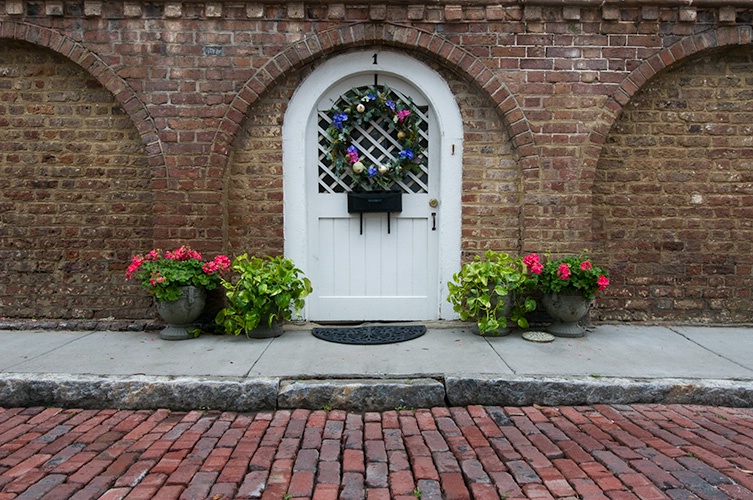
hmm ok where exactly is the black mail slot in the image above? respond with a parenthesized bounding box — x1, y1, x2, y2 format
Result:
(347, 191, 402, 213)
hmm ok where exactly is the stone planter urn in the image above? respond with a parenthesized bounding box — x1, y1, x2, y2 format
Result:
(541, 291, 592, 338)
(156, 285, 206, 340)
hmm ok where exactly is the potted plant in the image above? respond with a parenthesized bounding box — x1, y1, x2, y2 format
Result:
(215, 254, 313, 338)
(447, 250, 536, 336)
(126, 246, 231, 340)
(523, 251, 609, 337)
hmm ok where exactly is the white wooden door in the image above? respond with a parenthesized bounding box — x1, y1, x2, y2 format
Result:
(307, 75, 438, 321)
(283, 50, 463, 323)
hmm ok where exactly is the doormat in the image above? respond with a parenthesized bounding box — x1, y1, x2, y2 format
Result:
(311, 325, 426, 345)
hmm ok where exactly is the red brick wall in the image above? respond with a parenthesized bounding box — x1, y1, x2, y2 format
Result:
(227, 77, 297, 258)
(1, 1, 752, 323)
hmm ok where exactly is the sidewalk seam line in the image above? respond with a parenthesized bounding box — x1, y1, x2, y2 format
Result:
(243, 337, 276, 377)
(484, 337, 517, 374)
(2, 330, 100, 370)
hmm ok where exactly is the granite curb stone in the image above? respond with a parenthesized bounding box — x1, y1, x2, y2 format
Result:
(445, 375, 753, 408)
(0, 373, 279, 411)
(277, 377, 446, 411)
(3, 373, 752, 411)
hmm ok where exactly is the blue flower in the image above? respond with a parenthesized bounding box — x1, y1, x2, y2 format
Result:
(386, 100, 396, 111)
(368, 167, 378, 178)
(399, 149, 414, 160)
(367, 93, 376, 101)
(332, 112, 348, 130)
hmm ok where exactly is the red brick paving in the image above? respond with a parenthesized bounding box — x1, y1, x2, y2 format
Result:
(1, 405, 752, 499)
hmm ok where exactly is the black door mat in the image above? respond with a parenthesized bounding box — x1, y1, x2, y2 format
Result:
(311, 325, 426, 345)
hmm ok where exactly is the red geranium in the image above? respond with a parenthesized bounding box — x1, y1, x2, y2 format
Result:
(523, 251, 609, 301)
(126, 246, 231, 301)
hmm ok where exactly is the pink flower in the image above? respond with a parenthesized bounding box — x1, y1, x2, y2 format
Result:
(203, 255, 231, 274)
(126, 255, 144, 279)
(166, 246, 202, 261)
(397, 109, 411, 122)
(149, 272, 166, 286)
(597, 275, 609, 291)
(523, 253, 542, 274)
(214, 255, 231, 269)
(580, 260, 592, 271)
(145, 250, 160, 261)
(557, 263, 571, 280)
(346, 145, 359, 164)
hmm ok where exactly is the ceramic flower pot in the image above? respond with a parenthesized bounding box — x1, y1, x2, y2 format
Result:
(541, 291, 592, 337)
(470, 323, 510, 337)
(156, 285, 206, 340)
(470, 292, 513, 337)
(245, 319, 284, 339)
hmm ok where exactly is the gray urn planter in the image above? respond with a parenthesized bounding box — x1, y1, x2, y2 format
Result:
(156, 285, 206, 340)
(541, 291, 592, 338)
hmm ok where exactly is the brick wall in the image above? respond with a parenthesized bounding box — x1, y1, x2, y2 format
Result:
(1, 1, 752, 323)
(0, 39, 152, 319)
(593, 46, 753, 323)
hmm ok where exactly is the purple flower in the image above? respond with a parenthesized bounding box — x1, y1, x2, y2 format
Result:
(399, 149, 414, 160)
(346, 145, 359, 163)
(332, 112, 348, 130)
(367, 167, 378, 177)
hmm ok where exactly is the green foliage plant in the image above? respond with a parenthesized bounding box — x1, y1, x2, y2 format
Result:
(447, 250, 536, 335)
(216, 254, 313, 337)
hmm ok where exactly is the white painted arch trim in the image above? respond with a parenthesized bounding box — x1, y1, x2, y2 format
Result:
(283, 50, 463, 319)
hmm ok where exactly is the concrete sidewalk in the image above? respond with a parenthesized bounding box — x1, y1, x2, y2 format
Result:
(1, 323, 753, 411)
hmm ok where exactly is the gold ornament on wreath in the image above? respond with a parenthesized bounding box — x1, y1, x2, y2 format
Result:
(326, 85, 426, 191)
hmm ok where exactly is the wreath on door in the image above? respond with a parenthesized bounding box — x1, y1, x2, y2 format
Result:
(325, 85, 425, 191)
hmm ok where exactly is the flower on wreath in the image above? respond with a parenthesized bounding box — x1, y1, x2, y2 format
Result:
(126, 246, 231, 302)
(523, 251, 609, 301)
(325, 84, 425, 191)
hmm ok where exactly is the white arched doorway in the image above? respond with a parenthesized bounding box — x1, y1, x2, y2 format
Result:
(283, 50, 463, 321)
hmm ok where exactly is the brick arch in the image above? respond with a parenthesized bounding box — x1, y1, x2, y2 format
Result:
(0, 20, 164, 170)
(585, 25, 753, 173)
(210, 22, 535, 170)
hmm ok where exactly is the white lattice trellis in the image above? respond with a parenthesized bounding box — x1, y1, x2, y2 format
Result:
(317, 86, 429, 194)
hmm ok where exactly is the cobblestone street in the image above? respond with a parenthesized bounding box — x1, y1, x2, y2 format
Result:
(1, 404, 753, 499)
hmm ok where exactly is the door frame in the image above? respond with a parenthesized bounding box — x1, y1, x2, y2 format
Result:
(282, 50, 463, 320)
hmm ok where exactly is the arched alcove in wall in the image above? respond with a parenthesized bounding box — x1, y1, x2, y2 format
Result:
(0, 40, 153, 319)
(594, 44, 753, 323)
